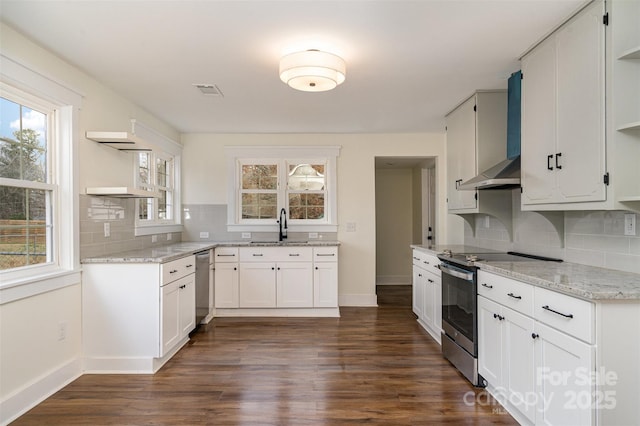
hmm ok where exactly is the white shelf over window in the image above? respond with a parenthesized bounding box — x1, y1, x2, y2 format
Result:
(85, 131, 153, 151)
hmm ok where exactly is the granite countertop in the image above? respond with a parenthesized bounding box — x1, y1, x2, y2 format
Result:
(477, 260, 640, 301)
(410, 244, 501, 256)
(82, 240, 340, 264)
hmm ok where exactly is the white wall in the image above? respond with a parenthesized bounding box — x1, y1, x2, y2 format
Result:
(181, 133, 448, 305)
(0, 23, 179, 424)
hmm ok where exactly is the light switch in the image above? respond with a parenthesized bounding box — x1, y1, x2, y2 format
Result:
(199, 231, 210, 239)
(103, 222, 110, 237)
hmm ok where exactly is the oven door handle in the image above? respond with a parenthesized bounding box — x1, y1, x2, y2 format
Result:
(439, 263, 474, 281)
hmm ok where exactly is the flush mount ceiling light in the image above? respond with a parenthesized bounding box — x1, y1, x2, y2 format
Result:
(279, 49, 346, 92)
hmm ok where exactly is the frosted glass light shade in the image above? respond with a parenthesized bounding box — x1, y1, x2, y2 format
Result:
(279, 50, 346, 92)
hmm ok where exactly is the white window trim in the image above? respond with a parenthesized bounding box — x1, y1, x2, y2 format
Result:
(225, 146, 340, 233)
(0, 54, 82, 297)
(131, 120, 182, 236)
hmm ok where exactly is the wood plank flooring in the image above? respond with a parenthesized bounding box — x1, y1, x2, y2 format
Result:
(13, 285, 516, 425)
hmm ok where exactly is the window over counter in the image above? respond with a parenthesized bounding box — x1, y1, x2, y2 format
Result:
(226, 146, 340, 232)
(131, 120, 182, 236)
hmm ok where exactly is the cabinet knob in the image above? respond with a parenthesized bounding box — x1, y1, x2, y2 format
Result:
(531, 333, 539, 339)
(233, 267, 237, 271)
(315, 267, 318, 270)
(428, 279, 434, 283)
(271, 267, 275, 270)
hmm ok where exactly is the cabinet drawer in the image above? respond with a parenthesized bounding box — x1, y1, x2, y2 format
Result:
(478, 270, 534, 317)
(313, 246, 338, 262)
(161, 255, 195, 285)
(412, 250, 441, 275)
(214, 247, 239, 263)
(240, 246, 312, 262)
(534, 287, 594, 343)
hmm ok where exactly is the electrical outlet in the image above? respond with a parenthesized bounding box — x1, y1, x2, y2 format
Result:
(103, 222, 110, 237)
(484, 216, 490, 228)
(151, 235, 158, 243)
(242, 232, 251, 239)
(308, 232, 319, 239)
(624, 213, 636, 236)
(346, 222, 356, 232)
(199, 231, 210, 239)
(58, 321, 67, 341)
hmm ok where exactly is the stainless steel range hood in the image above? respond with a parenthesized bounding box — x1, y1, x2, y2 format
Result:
(458, 156, 520, 190)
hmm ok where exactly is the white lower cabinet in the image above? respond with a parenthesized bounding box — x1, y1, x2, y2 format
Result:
(534, 322, 593, 426)
(478, 270, 596, 425)
(83, 254, 196, 373)
(312, 246, 339, 307)
(478, 296, 536, 424)
(161, 274, 195, 357)
(411, 249, 442, 343)
(214, 245, 339, 315)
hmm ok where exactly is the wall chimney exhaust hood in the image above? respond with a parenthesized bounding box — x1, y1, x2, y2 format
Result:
(459, 70, 522, 191)
(85, 187, 161, 198)
(458, 156, 520, 190)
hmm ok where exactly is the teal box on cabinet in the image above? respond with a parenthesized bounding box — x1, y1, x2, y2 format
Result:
(507, 71, 521, 159)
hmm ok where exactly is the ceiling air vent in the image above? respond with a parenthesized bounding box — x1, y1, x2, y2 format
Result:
(193, 84, 224, 97)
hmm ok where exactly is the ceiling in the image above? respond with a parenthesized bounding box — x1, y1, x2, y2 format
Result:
(1, 0, 588, 134)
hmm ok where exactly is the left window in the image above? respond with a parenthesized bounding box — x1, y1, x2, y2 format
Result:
(135, 151, 176, 225)
(0, 93, 54, 272)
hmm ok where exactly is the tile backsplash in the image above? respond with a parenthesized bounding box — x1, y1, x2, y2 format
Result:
(79, 195, 181, 259)
(464, 191, 640, 274)
(182, 204, 337, 243)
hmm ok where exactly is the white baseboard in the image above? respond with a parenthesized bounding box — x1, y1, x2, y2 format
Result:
(339, 293, 378, 307)
(215, 308, 340, 317)
(376, 275, 411, 285)
(0, 358, 82, 426)
(83, 337, 189, 374)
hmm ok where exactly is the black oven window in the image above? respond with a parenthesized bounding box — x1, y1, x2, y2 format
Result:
(443, 276, 475, 342)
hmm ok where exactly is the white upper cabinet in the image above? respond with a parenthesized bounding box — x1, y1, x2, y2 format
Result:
(446, 91, 507, 213)
(521, 0, 606, 207)
(447, 96, 479, 211)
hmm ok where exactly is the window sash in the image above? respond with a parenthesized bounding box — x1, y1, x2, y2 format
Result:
(135, 152, 176, 225)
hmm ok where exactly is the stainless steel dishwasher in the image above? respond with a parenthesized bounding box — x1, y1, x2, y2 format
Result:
(194, 250, 210, 324)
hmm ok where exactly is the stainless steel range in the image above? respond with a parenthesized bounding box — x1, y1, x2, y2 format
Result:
(437, 250, 560, 386)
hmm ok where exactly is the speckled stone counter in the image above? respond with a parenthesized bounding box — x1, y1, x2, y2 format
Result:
(82, 240, 341, 264)
(478, 261, 640, 301)
(410, 244, 501, 257)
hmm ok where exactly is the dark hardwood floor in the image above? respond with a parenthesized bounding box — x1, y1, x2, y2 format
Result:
(13, 285, 516, 425)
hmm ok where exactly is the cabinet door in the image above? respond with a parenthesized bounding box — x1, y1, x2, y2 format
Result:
(277, 262, 313, 307)
(179, 275, 196, 336)
(161, 280, 181, 357)
(433, 273, 442, 334)
(502, 307, 536, 424)
(314, 262, 338, 307)
(446, 96, 477, 211)
(535, 322, 594, 426)
(555, 0, 606, 203)
(214, 262, 239, 308)
(521, 36, 557, 205)
(422, 273, 436, 327)
(478, 296, 503, 386)
(412, 266, 424, 318)
(239, 262, 276, 307)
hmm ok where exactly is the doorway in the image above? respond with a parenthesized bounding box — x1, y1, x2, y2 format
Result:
(374, 157, 436, 303)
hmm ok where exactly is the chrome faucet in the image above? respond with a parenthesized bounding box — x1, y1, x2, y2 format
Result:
(278, 208, 288, 242)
